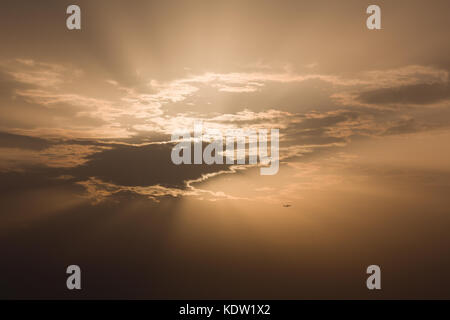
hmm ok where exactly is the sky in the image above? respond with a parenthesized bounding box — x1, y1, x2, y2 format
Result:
(0, 0, 450, 299)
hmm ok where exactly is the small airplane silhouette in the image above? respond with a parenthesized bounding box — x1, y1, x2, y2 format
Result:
(282, 204, 292, 208)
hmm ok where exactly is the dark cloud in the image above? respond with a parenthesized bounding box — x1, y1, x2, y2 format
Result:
(382, 118, 425, 136)
(358, 83, 450, 105)
(0, 131, 51, 150)
(0, 132, 231, 196)
(68, 143, 230, 188)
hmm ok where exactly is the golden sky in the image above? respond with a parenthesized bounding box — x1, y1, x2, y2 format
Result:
(0, 0, 450, 299)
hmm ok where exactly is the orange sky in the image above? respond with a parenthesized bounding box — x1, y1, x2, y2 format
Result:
(0, 0, 450, 299)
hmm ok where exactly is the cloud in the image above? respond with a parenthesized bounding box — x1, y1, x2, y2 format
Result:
(0, 143, 110, 171)
(2, 58, 450, 205)
(2, 57, 449, 142)
(357, 83, 450, 105)
(63, 142, 231, 190)
(1, 59, 82, 88)
(0, 131, 51, 150)
(76, 177, 188, 203)
(332, 65, 450, 109)
(0, 132, 240, 203)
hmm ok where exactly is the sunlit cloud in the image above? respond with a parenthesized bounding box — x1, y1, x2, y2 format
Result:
(2, 57, 449, 143)
(0, 144, 110, 171)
